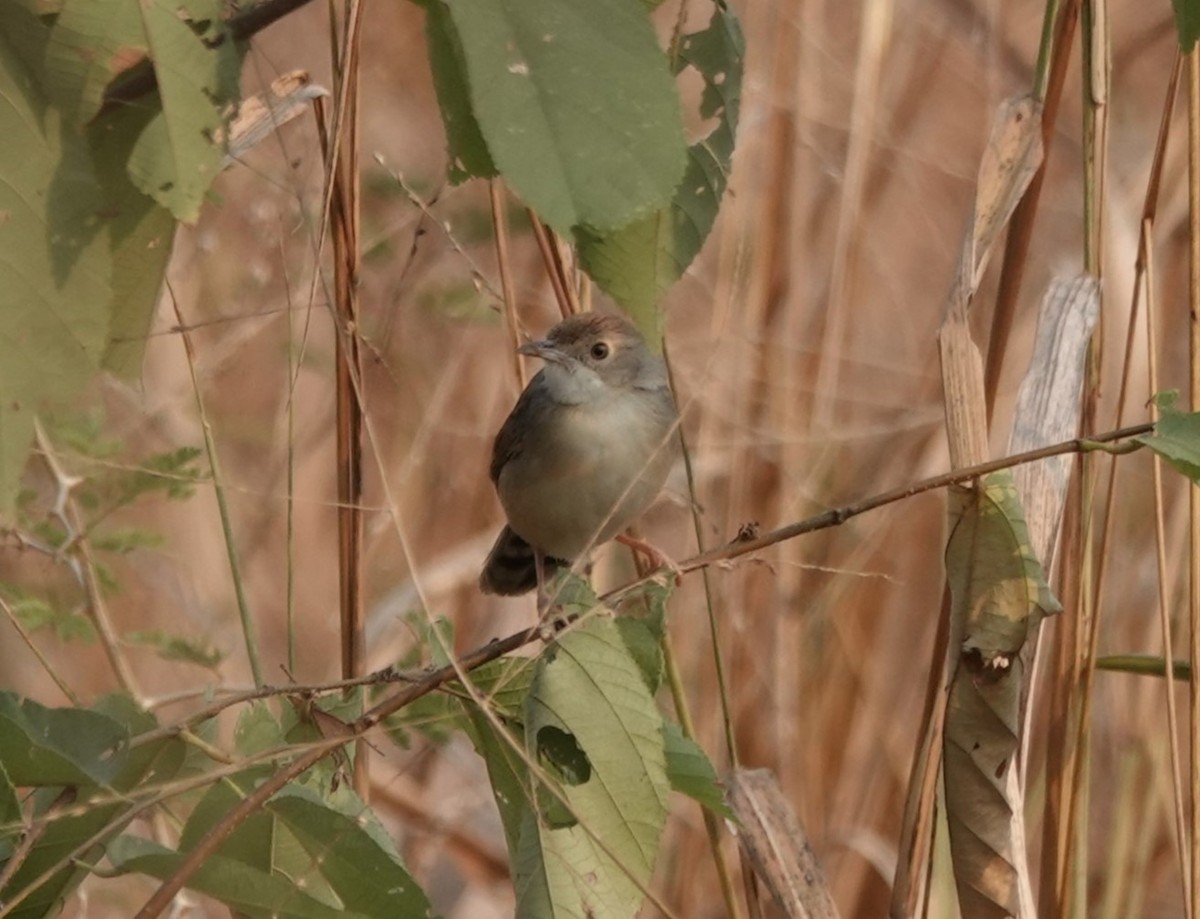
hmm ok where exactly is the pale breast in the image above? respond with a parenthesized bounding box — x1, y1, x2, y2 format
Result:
(498, 387, 677, 560)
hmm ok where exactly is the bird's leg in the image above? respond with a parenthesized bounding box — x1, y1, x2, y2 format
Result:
(534, 550, 564, 639)
(616, 532, 683, 585)
(534, 548, 551, 616)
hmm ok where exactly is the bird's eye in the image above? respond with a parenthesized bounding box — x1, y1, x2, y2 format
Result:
(590, 341, 611, 360)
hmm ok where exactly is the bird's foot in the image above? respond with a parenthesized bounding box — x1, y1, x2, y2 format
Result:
(616, 533, 683, 585)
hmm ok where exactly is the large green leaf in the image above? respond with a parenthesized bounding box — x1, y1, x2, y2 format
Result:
(158, 704, 431, 918)
(90, 103, 177, 378)
(514, 616, 670, 918)
(577, 0, 744, 343)
(266, 784, 431, 916)
(0, 694, 127, 787)
(0, 18, 113, 514)
(43, 0, 243, 223)
(43, 0, 145, 126)
(0, 693, 189, 919)
(108, 835, 373, 919)
(424, 0, 496, 183)
(136, 776, 431, 918)
(444, 0, 686, 233)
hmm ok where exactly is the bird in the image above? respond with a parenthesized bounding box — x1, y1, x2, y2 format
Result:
(479, 311, 680, 601)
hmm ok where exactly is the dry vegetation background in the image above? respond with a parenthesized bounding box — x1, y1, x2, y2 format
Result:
(4, 0, 1197, 916)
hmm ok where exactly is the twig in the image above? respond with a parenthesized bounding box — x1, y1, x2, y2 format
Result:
(605, 422, 1154, 605)
(121, 417, 1152, 918)
(0, 595, 79, 705)
(527, 210, 574, 318)
(127, 667, 424, 751)
(170, 292, 264, 687)
(131, 626, 541, 919)
(0, 789, 75, 895)
(984, 0, 1081, 421)
(490, 180, 527, 388)
(34, 423, 144, 701)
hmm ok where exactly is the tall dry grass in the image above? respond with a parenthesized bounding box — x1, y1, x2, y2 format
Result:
(4, 0, 1197, 916)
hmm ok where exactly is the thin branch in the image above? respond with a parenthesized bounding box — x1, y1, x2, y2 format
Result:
(132, 625, 541, 919)
(606, 422, 1153, 604)
(170, 293, 264, 687)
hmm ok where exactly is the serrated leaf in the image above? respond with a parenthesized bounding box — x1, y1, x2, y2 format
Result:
(123, 0, 243, 222)
(424, 0, 496, 182)
(663, 722, 730, 818)
(0, 19, 113, 516)
(577, 1, 743, 343)
(445, 0, 686, 233)
(1136, 394, 1200, 482)
(463, 703, 531, 860)
(90, 104, 177, 378)
(515, 616, 669, 918)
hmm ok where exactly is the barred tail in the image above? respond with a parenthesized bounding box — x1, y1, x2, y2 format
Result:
(479, 526, 564, 596)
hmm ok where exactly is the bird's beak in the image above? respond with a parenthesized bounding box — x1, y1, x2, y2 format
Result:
(518, 339, 568, 365)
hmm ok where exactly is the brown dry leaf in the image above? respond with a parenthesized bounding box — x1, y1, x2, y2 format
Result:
(727, 768, 840, 919)
(1009, 275, 1101, 560)
(953, 94, 1044, 308)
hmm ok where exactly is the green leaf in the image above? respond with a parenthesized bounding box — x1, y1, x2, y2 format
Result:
(515, 616, 670, 918)
(945, 471, 1061, 661)
(162, 778, 432, 919)
(424, 0, 497, 182)
(266, 785, 432, 916)
(1096, 654, 1192, 681)
(0, 694, 187, 918)
(0, 693, 126, 787)
(43, 0, 244, 219)
(43, 0, 147, 126)
(0, 759, 19, 830)
(1171, 0, 1200, 50)
(577, 0, 744, 343)
(445, 0, 686, 233)
(0, 18, 113, 515)
(1136, 393, 1200, 482)
(124, 0, 243, 222)
(92, 527, 165, 554)
(124, 628, 224, 671)
(107, 835, 374, 919)
(89, 103, 178, 378)
(663, 722, 731, 818)
(234, 701, 286, 757)
(464, 703, 531, 860)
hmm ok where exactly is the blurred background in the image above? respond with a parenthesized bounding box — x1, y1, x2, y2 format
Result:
(4, 0, 1195, 915)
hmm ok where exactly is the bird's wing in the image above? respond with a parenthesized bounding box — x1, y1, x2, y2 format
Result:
(490, 370, 546, 485)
